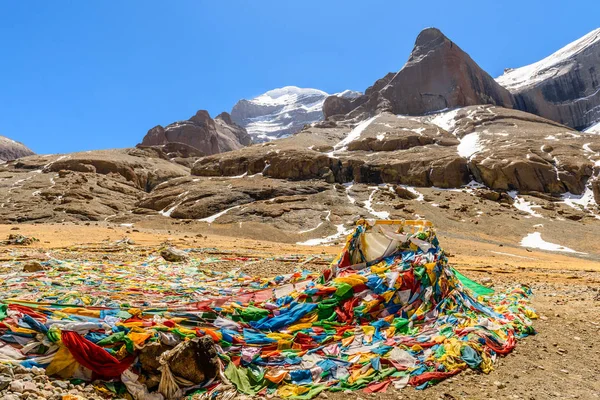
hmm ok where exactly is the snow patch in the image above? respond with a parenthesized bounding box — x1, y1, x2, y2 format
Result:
(520, 232, 586, 254)
(296, 224, 352, 246)
(508, 191, 543, 218)
(364, 187, 390, 219)
(428, 108, 461, 134)
(329, 116, 378, 155)
(457, 132, 483, 159)
(199, 205, 242, 224)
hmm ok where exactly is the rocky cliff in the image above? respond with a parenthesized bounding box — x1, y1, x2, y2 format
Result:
(140, 110, 251, 156)
(497, 28, 600, 131)
(323, 28, 514, 119)
(0, 135, 34, 162)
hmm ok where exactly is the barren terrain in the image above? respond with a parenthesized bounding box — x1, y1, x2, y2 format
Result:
(1, 223, 598, 399)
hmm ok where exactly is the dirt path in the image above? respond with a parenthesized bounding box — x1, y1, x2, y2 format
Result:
(1, 223, 599, 399)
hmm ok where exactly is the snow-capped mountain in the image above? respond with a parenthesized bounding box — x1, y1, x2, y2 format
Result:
(230, 86, 361, 142)
(496, 28, 600, 130)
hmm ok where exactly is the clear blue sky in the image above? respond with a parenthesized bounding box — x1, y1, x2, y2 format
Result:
(1, 1, 598, 154)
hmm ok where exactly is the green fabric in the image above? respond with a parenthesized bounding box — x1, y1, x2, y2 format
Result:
(239, 305, 269, 322)
(452, 268, 495, 297)
(334, 283, 353, 299)
(96, 331, 134, 353)
(224, 363, 266, 395)
(0, 304, 7, 320)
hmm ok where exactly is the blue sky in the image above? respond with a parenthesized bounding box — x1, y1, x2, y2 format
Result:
(1, 1, 598, 154)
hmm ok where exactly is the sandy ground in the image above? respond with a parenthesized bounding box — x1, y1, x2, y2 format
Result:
(1, 223, 599, 399)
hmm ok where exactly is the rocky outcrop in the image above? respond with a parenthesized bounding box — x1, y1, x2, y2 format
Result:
(0, 150, 189, 223)
(140, 110, 251, 156)
(497, 28, 600, 131)
(0, 135, 34, 162)
(325, 28, 514, 120)
(231, 86, 361, 142)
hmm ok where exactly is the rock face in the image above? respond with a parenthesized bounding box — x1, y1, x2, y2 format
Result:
(231, 86, 361, 142)
(0, 135, 34, 162)
(496, 28, 600, 131)
(323, 28, 514, 120)
(191, 105, 600, 197)
(0, 150, 188, 223)
(140, 110, 251, 156)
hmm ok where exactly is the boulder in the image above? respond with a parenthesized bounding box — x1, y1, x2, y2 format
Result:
(22, 261, 47, 272)
(164, 337, 218, 384)
(160, 247, 189, 262)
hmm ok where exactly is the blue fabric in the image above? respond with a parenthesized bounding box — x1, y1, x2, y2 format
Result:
(370, 357, 381, 371)
(460, 345, 482, 369)
(20, 314, 48, 334)
(243, 329, 276, 344)
(290, 369, 312, 385)
(251, 302, 317, 331)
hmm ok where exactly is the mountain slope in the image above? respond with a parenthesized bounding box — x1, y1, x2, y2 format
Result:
(0, 135, 34, 162)
(496, 28, 600, 130)
(230, 86, 361, 142)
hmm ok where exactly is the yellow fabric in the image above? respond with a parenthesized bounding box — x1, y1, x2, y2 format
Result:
(46, 346, 78, 379)
(286, 322, 313, 332)
(333, 275, 367, 286)
(127, 331, 151, 346)
(277, 384, 309, 397)
(60, 308, 101, 318)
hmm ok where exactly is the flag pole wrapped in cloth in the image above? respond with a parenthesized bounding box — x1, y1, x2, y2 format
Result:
(0, 220, 537, 399)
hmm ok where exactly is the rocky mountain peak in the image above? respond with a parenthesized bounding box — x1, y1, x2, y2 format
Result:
(413, 27, 447, 49)
(324, 27, 514, 120)
(189, 110, 214, 126)
(0, 135, 35, 162)
(140, 110, 250, 156)
(215, 111, 234, 125)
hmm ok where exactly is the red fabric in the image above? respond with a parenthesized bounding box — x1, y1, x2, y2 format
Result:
(8, 305, 47, 320)
(61, 331, 134, 379)
(485, 330, 516, 355)
(409, 369, 461, 386)
(364, 379, 392, 393)
(338, 251, 351, 269)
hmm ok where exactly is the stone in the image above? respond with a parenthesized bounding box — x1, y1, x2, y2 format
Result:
(160, 247, 189, 262)
(22, 261, 47, 272)
(165, 336, 219, 384)
(10, 380, 25, 393)
(0, 376, 11, 391)
(394, 186, 418, 200)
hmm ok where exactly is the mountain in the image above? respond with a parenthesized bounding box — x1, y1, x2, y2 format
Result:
(140, 110, 251, 156)
(323, 28, 514, 120)
(496, 28, 600, 131)
(0, 135, 34, 162)
(230, 86, 361, 142)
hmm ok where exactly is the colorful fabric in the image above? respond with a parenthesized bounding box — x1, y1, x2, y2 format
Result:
(0, 221, 537, 399)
